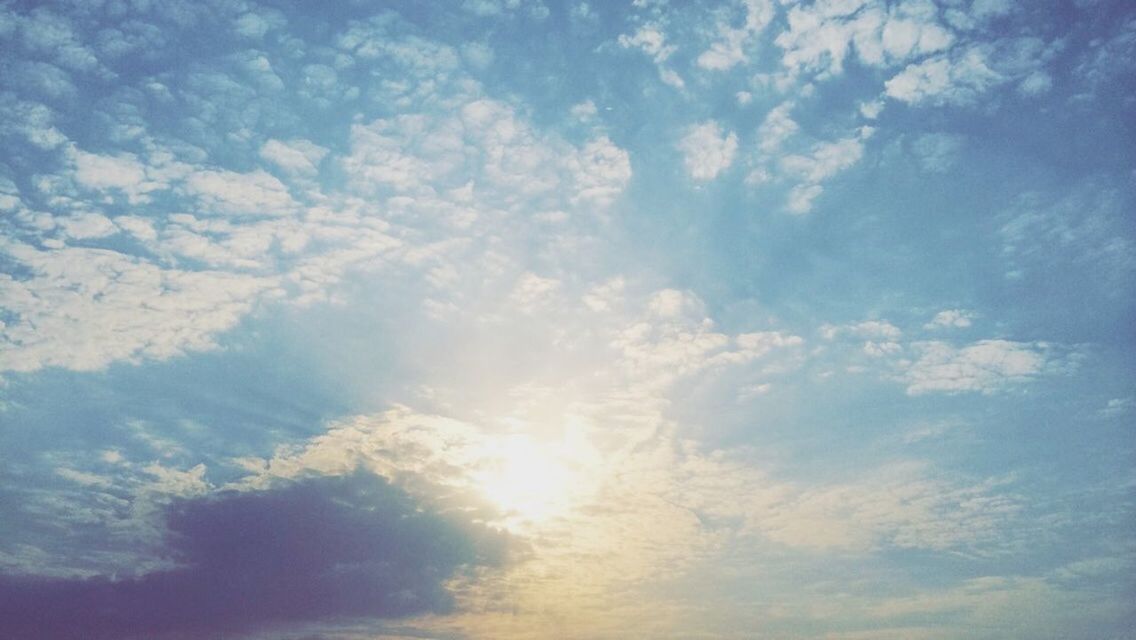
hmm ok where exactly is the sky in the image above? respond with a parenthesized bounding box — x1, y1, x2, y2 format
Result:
(0, 0, 1134, 638)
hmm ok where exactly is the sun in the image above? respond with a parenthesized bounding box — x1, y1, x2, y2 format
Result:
(476, 434, 580, 526)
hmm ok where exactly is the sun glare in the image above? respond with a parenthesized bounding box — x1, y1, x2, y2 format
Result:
(476, 434, 582, 527)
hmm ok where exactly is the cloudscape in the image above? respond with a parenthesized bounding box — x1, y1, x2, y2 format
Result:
(0, 1, 1133, 638)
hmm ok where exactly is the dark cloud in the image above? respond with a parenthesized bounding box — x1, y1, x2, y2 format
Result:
(0, 471, 508, 640)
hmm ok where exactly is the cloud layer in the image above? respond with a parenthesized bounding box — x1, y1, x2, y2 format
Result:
(0, 472, 507, 640)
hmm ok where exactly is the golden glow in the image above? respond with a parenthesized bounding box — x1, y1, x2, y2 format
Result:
(475, 432, 593, 528)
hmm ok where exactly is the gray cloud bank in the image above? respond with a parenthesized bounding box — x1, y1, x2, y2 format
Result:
(0, 471, 508, 639)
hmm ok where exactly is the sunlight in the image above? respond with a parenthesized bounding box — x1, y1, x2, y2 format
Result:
(476, 433, 584, 527)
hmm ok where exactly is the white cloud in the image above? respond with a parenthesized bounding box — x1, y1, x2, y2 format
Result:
(56, 213, 117, 240)
(782, 184, 819, 214)
(885, 47, 1002, 105)
(732, 331, 805, 362)
(776, 134, 866, 213)
(757, 101, 798, 153)
(903, 339, 1058, 395)
(567, 137, 633, 206)
(860, 99, 884, 119)
(337, 17, 461, 78)
(114, 216, 158, 242)
(696, 0, 774, 71)
(0, 241, 281, 372)
(678, 121, 738, 181)
(183, 169, 298, 216)
(618, 23, 674, 64)
(71, 148, 150, 195)
(775, 0, 955, 80)
(56, 467, 114, 488)
(510, 272, 560, 312)
(822, 319, 903, 341)
(758, 463, 1021, 551)
(619, 22, 685, 88)
(924, 309, 975, 330)
(141, 462, 209, 497)
(571, 100, 598, 120)
(259, 139, 329, 177)
(582, 277, 626, 312)
(782, 136, 864, 183)
(343, 99, 630, 211)
(461, 41, 495, 70)
(648, 288, 700, 318)
(1018, 70, 1052, 96)
(0, 60, 639, 374)
(775, 2, 865, 77)
(1097, 397, 1134, 419)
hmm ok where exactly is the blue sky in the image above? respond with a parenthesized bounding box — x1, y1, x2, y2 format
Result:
(0, 0, 1133, 638)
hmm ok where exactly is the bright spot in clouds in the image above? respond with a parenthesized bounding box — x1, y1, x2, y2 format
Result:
(476, 434, 585, 527)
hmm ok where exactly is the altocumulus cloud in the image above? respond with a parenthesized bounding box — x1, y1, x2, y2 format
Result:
(0, 471, 509, 640)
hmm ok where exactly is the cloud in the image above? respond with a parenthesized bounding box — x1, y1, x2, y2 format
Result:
(971, 0, 1015, 19)
(566, 136, 633, 206)
(998, 184, 1134, 288)
(10, 60, 76, 99)
(775, 0, 953, 78)
(233, 9, 285, 39)
(0, 96, 68, 149)
(756, 463, 1022, 552)
(183, 169, 299, 216)
(813, 318, 1079, 395)
(0, 20, 635, 374)
(903, 339, 1061, 395)
(1072, 16, 1136, 93)
(678, 121, 738, 181)
(820, 319, 903, 358)
(12, 6, 101, 73)
(337, 17, 461, 79)
(863, 575, 1134, 639)
(72, 149, 148, 190)
(910, 132, 963, 173)
(785, 184, 823, 214)
(618, 22, 674, 64)
(343, 99, 629, 209)
(0, 241, 281, 372)
(55, 212, 117, 240)
(618, 22, 685, 88)
(777, 134, 867, 213)
(924, 309, 975, 330)
(696, 0, 774, 71)
(0, 472, 507, 640)
(885, 47, 1002, 105)
(757, 101, 799, 153)
(259, 138, 330, 177)
(1097, 397, 1134, 419)
(782, 136, 865, 183)
(1018, 70, 1053, 96)
(232, 403, 1021, 635)
(70, 147, 164, 203)
(462, 0, 508, 17)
